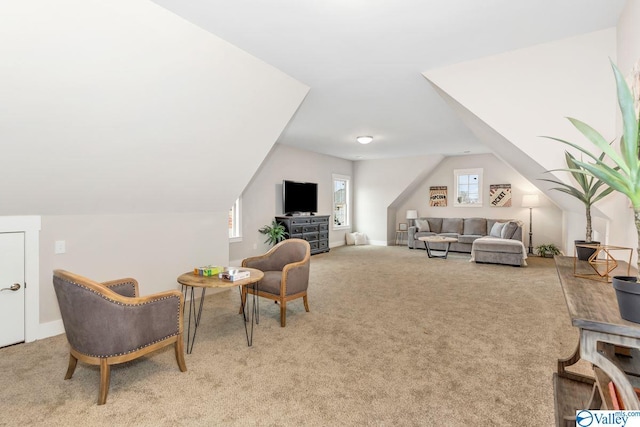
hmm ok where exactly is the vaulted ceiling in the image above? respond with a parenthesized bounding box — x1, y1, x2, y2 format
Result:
(152, 0, 625, 160)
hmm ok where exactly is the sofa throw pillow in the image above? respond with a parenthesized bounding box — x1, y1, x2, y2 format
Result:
(490, 221, 506, 238)
(415, 219, 430, 232)
(501, 221, 519, 240)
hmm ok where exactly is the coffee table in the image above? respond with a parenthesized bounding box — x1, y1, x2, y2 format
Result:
(177, 267, 264, 354)
(418, 236, 458, 259)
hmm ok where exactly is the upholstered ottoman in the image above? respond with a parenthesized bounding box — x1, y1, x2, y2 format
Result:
(471, 237, 527, 267)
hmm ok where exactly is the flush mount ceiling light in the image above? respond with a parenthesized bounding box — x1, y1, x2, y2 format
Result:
(356, 136, 373, 145)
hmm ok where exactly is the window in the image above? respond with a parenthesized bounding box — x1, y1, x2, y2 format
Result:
(454, 168, 482, 207)
(333, 174, 350, 229)
(229, 197, 241, 241)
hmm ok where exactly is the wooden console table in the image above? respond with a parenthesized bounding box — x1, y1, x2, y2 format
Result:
(555, 256, 640, 425)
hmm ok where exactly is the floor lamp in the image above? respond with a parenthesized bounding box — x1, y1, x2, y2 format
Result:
(406, 210, 418, 227)
(522, 195, 539, 255)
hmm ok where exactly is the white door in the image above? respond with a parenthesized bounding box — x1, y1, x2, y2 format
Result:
(0, 232, 25, 347)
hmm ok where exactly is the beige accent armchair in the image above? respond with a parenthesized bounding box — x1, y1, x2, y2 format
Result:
(241, 238, 311, 327)
(53, 270, 187, 405)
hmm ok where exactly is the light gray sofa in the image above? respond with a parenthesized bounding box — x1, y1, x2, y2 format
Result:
(407, 217, 527, 266)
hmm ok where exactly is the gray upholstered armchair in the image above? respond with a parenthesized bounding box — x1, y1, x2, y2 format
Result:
(53, 269, 187, 405)
(241, 238, 311, 327)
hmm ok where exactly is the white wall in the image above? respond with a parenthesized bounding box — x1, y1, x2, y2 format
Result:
(396, 153, 563, 250)
(230, 144, 353, 263)
(0, 0, 309, 335)
(0, 0, 308, 216)
(424, 29, 620, 255)
(617, 1, 640, 76)
(609, 0, 640, 259)
(39, 213, 225, 326)
(425, 29, 616, 175)
(353, 155, 444, 245)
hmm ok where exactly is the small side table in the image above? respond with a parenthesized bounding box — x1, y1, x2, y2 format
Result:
(177, 268, 264, 354)
(395, 230, 407, 246)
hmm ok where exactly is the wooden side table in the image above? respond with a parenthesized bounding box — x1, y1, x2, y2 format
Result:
(395, 230, 407, 245)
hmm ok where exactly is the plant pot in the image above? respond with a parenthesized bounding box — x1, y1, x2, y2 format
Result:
(575, 240, 600, 261)
(613, 276, 640, 323)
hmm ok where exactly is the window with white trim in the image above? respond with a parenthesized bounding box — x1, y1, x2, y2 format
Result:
(454, 168, 482, 207)
(333, 174, 350, 229)
(229, 197, 241, 240)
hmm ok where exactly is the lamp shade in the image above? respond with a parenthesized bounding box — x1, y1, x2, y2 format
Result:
(406, 210, 418, 220)
(522, 194, 539, 208)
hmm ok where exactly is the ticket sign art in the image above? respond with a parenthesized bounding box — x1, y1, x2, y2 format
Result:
(429, 186, 447, 207)
(489, 184, 512, 207)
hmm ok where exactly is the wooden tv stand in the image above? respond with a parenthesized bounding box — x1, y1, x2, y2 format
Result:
(554, 256, 640, 425)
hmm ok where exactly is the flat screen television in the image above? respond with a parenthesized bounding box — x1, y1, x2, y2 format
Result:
(282, 180, 318, 215)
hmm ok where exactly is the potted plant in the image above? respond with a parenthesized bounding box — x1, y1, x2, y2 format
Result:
(540, 150, 614, 260)
(535, 243, 562, 258)
(547, 60, 640, 322)
(258, 220, 288, 246)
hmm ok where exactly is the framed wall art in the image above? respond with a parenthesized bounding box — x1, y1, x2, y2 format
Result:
(489, 184, 512, 207)
(429, 186, 447, 207)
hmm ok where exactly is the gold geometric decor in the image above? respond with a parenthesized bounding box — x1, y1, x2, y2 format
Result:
(573, 243, 632, 282)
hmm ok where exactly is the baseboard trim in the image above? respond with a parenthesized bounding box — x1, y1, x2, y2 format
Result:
(38, 319, 65, 340)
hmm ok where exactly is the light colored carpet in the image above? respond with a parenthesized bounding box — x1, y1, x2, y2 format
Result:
(1, 245, 578, 426)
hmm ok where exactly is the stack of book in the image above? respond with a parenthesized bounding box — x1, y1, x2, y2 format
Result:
(193, 266, 224, 277)
(219, 268, 251, 281)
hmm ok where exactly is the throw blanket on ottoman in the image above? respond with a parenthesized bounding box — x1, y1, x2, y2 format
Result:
(470, 237, 528, 267)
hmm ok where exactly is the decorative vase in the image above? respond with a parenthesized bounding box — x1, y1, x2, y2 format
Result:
(613, 276, 640, 323)
(575, 240, 600, 261)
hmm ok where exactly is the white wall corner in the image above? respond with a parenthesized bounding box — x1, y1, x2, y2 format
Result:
(38, 319, 64, 340)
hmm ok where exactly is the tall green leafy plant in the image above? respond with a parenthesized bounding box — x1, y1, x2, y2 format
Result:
(540, 150, 614, 242)
(544, 60, 640, 274)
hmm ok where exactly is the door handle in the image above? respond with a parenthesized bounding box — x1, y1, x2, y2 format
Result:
(0, 283, 20, 292)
